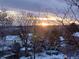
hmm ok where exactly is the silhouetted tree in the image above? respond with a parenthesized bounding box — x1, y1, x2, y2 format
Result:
(47, 28, 61, 49)
(67, 23, 79, 34)
(0, 10, 13, 26)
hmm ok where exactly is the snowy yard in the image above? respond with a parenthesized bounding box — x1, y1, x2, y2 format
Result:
(20, 54, 79, 59)
(20, 52, 65, 59)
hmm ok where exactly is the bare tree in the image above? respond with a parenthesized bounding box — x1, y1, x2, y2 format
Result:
(0, 10, 13, 26)
(54, 0, 79, 58)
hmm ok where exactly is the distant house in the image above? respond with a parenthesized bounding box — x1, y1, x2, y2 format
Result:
(72, 32, 79, 42)
(5, 35, 22, 46)
(73, 32, 79, 37)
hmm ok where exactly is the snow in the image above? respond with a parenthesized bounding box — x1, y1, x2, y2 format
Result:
(60, 43, 66, 47)
(0, 40, 6, 45)
(0, 46, 11, 51)
(73, 32, 79, 37)
(59, 36, 66, 47)
(20, 47, 32, 51)
(27, 33, 33, 44)
(20, 52, 65, 59)
(3, 46, 11, 50)
(59, 36, 65, 41)
(20, 53, 79, 59)
(20, 47, 25, 51)
(1, 57, 6, 59)
(28, 33, 33, 37)
(6, 35, 18, 40)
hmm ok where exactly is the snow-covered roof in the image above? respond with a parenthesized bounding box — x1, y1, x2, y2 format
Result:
(20, 47, 31, 51)
(6, 35, 19, 40)
(73, 32, 79, 37)
(59, 36, 65, 41)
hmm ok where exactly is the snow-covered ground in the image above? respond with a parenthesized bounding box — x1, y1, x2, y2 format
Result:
(20, 54, 79, 59)
(20, 52, 65, 59)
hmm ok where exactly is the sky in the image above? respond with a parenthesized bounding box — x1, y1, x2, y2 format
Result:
(0, 0, 79, 19)
(0, 0, 79, 25)
(0, 0, 68, 13)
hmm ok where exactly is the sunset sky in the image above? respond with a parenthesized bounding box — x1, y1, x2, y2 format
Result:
(0, 0, 79, 26)
(0, 0, 68, 13)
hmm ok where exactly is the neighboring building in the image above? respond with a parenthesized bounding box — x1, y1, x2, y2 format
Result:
(73, 32, 79, 41)
(5, 35, 22, 46)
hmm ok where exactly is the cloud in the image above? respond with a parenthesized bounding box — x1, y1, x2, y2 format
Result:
(0, 0, 68, 12)
(2, 0, 78, 18)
